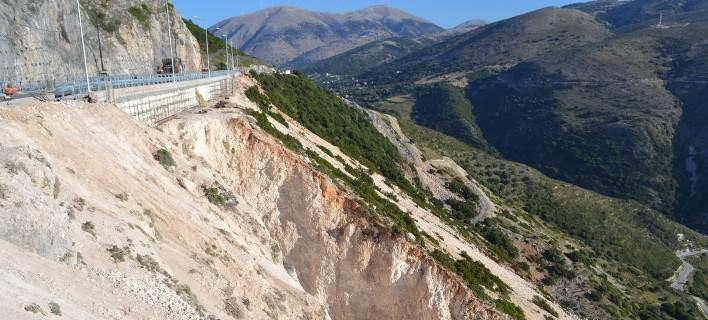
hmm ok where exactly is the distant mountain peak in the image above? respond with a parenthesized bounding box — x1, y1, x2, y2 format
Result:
(210, 6, 442, 66)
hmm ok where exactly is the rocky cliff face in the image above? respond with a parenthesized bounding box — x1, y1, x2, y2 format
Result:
(0, 0, 202, 86)
(0, 80, 504, 319)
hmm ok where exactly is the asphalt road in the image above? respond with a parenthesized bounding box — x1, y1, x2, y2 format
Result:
(670, 249, 708, 317)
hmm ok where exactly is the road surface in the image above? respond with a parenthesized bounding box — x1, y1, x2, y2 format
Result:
(670, 249, 708, 317)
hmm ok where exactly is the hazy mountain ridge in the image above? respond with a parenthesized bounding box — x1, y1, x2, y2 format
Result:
(210, 5, 443, 67)
(330, 0, 708, 233)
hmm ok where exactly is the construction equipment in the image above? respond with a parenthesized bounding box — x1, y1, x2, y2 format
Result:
(157, 58, 183, 74)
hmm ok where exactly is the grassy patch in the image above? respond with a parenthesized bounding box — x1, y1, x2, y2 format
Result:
(128, 4, 151, 29)
(153, 149, 176, 169)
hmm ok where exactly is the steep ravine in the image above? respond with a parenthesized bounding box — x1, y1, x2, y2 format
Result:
(161, 112, 504, 320)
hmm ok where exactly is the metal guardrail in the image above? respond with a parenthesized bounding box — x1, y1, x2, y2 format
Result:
(0, 70, 238, 99)
(53, 70, 238, 98)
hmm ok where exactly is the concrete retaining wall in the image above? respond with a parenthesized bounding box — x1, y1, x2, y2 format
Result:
(112, 75, 235, 124)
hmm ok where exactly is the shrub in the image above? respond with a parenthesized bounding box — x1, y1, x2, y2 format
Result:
(48, 302, 61, 316)
(430, 249, 509, 299)
(81, 221, 96, 237)
(446, 198, 478, 221)
(107, 245, 130, 263)
(136, 254, 161, 273)
(495, 299, 526, 320)
(532, 296, 558, 318)
(204, 186, 225, 205)
(115, 192, 129, 202)
(479, 222, 518, 261)
(153, 149, 176, 169)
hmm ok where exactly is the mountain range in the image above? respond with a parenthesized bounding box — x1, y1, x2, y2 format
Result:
(209, 6, 443, 67)
(319, 0, 708, 235)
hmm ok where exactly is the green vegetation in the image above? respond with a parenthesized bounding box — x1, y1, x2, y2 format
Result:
(304, 149, 422, 242)
(445, 198, 478, 221)
(204, 186, 225, 206)
(84, 4, 122, 34)
(127, 4, 151, 29)
(532, 296, 558, 318)
(48, 302, 61, 316)
(136, 254, 161, 273)
(106, 245, 130, 263)
(245, 87, 289, 127)
(659, 301, 703, 320)
(477, 219, 518, 262)
(687, 254, 708, 301)
(495, 299, 526, 320)
(81, 221, 96, 237)
(249, 72, 422, 202)
(375, 100, 705, 318)
(153, 149, 176, 169)
(430, 249, 509, 298)
(183, 19, 259, 69)
(249, 110, 302, 152)
(446, 178, 477, 200)
(115, 192, 129, 202)
(305, 37, 431, 77)
(412, 84, 487, 149)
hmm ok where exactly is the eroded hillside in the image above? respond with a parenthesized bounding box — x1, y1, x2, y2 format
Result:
(0, 75, 549, 319)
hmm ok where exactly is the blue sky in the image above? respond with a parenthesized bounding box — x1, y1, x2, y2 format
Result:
(174, 0, 583, 29)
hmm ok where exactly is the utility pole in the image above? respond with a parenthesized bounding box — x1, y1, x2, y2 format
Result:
(165, 2, 175, 82)
(96, 21, 105, 74)
(76, 0, 91, 93)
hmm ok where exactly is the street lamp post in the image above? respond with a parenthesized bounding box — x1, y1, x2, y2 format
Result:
(165, 2, 176, 82)
(222, 34, 230, 73)
(235, 41, 239, 73)
(76, 0, 91, 93)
